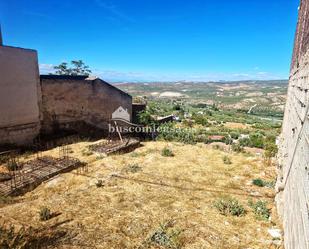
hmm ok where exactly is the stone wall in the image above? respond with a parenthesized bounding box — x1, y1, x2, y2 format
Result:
(277, 0, 309, 248)
(0, 46, 41, 145)
(40, 76, 132, 135)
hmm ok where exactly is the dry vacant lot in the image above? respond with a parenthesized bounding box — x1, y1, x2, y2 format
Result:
(0, 140, 281, 248)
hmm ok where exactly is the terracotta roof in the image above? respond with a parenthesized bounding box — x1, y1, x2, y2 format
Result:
(208, 135, 225, 140)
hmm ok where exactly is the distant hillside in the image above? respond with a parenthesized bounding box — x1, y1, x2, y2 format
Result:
(116, 80, 288, 114)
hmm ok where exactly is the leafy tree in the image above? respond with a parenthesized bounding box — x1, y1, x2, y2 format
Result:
(192, 113, 209, 126)
(230, 132, 240, 139)
(173, 104, 182, 111)
(53, 60, 92, 76)
(53, 62, 71, 75)
(249, 133, 264, 148)
(138, 110, 154, 125)
(71, 60, 92, 75)
(264, 142, 278, 159)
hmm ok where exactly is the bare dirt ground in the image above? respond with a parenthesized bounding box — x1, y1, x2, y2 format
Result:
(224, 122, 250, 129)
(0, 140, 281, 248)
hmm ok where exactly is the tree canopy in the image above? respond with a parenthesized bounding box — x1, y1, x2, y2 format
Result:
(53, 60, 92, 76)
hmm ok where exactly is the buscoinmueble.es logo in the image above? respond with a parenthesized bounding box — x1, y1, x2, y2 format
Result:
(112, 106, 131, 123)
(110, 106, 144, 134)
(110, 105, 188, 135)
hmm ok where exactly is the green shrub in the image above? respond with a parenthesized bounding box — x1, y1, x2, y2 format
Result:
(192, 113, 209, 126)
(140, 221, 182, 249)
(222, 155, 232, 165)
(158, 123, 197, 144)
(249, 133, 264, 148)
(248, 199, 270, 220)
(225, 136, 233, 145)
(96, 155, 104, 160)
(230, 132, 240, 139)
(196, 134, 209, 143)
(239, 137, 251, 147)
(138, 110, 155, 125)
(264, 180, 276, 188)
(231, 143, 244, 153)
(130, 152, 140, 157)
(239, 132, 266, 149)
(214, 197, 245, 217)
(126, 163, 142, 173)
(161, 147, 174, 157)
(39, 207, 51, 221)
(264, 142, 278, 159)
(252, 178, 265, 187)
(252, 178, 275, 188)
(6, 159, 20, 171)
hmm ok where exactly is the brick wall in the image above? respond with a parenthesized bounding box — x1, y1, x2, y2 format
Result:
(40, 77, 132, 135)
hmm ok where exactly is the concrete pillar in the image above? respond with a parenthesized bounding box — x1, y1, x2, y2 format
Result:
(0, 25, 3, 46)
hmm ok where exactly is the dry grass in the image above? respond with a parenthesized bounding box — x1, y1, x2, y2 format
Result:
(0, 140, 281, 248)
(224, 122, 250, 129)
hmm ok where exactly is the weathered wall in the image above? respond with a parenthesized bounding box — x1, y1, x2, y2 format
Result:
(132, 103, 146, 124)
(40, 77, 132, 134)
(0, 46, 41, 145)
(277, 0, 309, 248)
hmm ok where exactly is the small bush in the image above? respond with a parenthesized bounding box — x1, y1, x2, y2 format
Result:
(82, 150, 93, 156)
(126, 163, 142, 173)
(140, 220, 182, 249)
(0, 155, 10, 164)
(6, 159, 20, 171)
(39, 207, 51, 221)
(264, 180, 275, 188)
(252, 178, 275, 188)
(212, 144, 223, 151)
(214, 197, 245, 217)
(96, 180, 103, 188)
(230, 132, 240, 139)
(231, 143, 244, 153)
(252, 178, 265, 187)
(130, 152, 140, 157)
(196, 134, 209, 143)
(161, 147, 174, 157)
(264, 142, 278, 159)
(222, 155, 232, 165)
(248, 199, 270, 220)
(96, 155, 104, 160)
(158, 123, 197, 144)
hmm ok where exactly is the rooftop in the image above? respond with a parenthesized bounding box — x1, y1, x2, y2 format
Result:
(40, 75, 89, 80)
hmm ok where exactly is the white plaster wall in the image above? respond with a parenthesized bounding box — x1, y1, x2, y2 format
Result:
(0, 46, 40, 145)
(277, 42, 309, 249)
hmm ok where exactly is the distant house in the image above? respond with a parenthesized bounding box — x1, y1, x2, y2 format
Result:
(239, 134, 250, 139)
(156, 115, 176, 124)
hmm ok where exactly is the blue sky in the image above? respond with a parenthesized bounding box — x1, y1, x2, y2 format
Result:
(0, 0, 300, 82)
